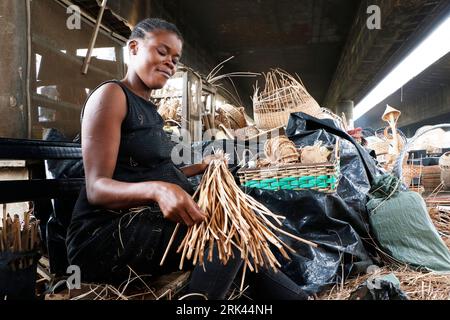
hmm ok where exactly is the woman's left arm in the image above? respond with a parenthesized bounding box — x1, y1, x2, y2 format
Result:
(179, 154, 223, 177)
(180, 163, 208, 177)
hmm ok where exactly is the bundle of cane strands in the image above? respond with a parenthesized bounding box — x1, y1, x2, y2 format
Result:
(0, 205, 41, 270)
(160, 150, 317, 276)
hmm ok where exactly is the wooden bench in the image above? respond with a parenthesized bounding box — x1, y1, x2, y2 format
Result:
(0, 137, 84, 275)
(0, 137, 190, 299)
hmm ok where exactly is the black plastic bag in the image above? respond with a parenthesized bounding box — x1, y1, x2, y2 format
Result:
(349, 278, 409, 300)
(242, 113, 382, 294)
(44, 129, 84, 275)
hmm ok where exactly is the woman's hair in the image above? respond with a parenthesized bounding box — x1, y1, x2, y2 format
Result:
(129, 18, 183, 42)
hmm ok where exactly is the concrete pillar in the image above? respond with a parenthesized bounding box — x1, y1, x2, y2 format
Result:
(0, 0, 28, 138)
(336, 100, 354, 129)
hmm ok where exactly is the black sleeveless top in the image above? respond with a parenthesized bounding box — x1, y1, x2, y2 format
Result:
(108, 80, 193, 190)
(67, 81, 193, 255)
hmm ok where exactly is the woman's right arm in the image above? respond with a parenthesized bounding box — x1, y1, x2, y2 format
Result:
(82, 83, 206, 226)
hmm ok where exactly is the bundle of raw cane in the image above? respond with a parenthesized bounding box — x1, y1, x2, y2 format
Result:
(263, 135, 299, 166)
(0, 205, 40, 270)
(160, 150, 317, 285)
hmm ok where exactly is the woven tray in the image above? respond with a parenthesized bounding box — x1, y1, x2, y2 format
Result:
(238, 140, 340, 193)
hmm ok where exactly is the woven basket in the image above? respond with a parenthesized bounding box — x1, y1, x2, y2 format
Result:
(238, 140, 340, 193)
(215, 111, 230, 128)
(217, 104, 247, 130)
(402, 164, 422, 187)
(316, 108, 346, 129)
(253, 69, 321, 130)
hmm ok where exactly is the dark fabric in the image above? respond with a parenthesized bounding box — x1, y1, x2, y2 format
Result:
(187, 246, 244, 300)
(66, 80, 195, 281)
(68, 205, 189, 283)
(187, 246, 309, 300)
(44, 128, 83, 275)
(247, 267, 309, 300)
(237, 112, 378, 295)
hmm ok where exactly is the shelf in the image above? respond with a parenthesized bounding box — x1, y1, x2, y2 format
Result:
(31, 93, 82, 111)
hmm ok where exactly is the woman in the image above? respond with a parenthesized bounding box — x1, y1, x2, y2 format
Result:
(66, 18, 242, 299)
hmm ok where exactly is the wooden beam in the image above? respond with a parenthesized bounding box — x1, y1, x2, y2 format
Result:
(324, 0, 449, 109)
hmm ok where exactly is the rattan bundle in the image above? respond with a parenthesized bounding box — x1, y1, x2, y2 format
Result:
(1, 206, 41, 270)
(253, 69, 321, 130)
(264, 135, 299, 165)
(157, 98, 182, 123)
(160, 150, 316, 274)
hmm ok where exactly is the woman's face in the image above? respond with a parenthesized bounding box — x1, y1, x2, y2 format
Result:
(129, 30, 182, 90)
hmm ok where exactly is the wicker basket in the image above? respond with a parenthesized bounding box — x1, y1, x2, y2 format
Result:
(238, 140, 340, 193)
(217, 104, 247, 130)
(253, 69, 321, 130)
(402, 164, 422, 187)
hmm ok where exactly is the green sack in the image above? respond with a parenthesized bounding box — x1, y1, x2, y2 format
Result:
(367, 175, 450, 272)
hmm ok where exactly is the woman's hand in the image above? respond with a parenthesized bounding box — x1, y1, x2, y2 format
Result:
(155, 182, 207, 226)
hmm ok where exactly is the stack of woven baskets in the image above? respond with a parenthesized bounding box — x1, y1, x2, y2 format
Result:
(252, 69, 322, 130)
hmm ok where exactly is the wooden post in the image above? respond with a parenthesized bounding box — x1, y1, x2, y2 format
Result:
(81, 0, 108, 75)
